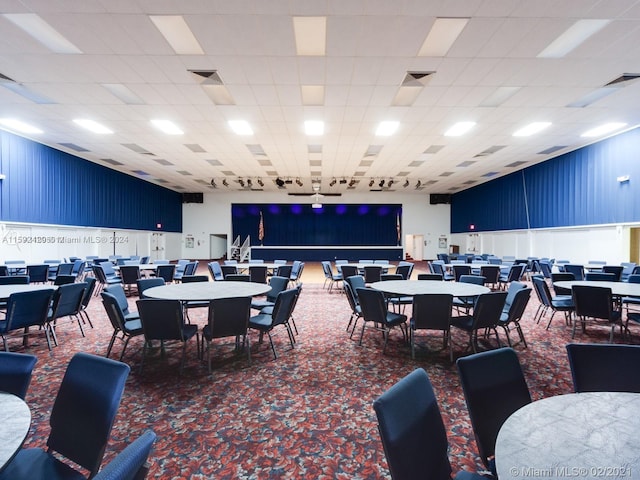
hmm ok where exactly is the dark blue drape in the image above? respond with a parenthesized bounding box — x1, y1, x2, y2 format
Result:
(451, 127, 640, 233)
(232, 203, 402, 246)
(0, 131, 182, 231)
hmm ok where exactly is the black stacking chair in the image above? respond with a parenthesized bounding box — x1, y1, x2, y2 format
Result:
(410, 294, 454, 361)
(354, 288, 407, 352)
(0, 352, 37, 399)
(451, 291, 506, 353)
(566, 343, 640, 393)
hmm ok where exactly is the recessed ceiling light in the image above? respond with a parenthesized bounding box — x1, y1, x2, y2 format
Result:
(513, 122, 552, 137)
(73, 119, 113, 134)
(538, 19, 610, 58)
(581, 122, 627, 138)
(293, 17, 326, 56)
(376, 121, 399, 136)
(151, 119, 183, 135)
(3, 13, 82, 54)
(444, 121, 476, 137)
(301, 85, 325, 106)
(418, 18, 469, 56)
(0, 118, 43, 134)
(150, 15, 204, 55)
(228, 120, 253, 136)
(304, 120, 324, 136)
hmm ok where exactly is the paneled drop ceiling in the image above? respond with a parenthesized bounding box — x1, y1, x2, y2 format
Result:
(1, 0, 640, 195)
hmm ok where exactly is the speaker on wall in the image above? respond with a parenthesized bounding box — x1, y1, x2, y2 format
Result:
(182, 192, 204, 203)
(430, 193, 451, 205)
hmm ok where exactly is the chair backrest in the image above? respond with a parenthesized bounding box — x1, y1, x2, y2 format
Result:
(456, 348, 531, 470)
(266, 276, 289, 302)
(155, 264, 176, 283)
(225, 274, 250, 282)
(363, 266, 382, 283)
(417, 273, 443, 281)
(105, 284, 132, 315)
(47, 352, 130, 477)
(506, 263, 526, 282)
(504, 281, 526, 311)
(504, 288, 532, 324)
(5, 288, 55, 331)
(339, 265, 359, 278)
(181, 275, 209, 284)
(564, 264, 585, 281)
(119, 265, 141, 284)
(356, 288, 388, 324)
(532, 276, 552, 307)
(140, 256, 150, 264)
(101, 292, 128, 332)
(430, 261, 445, 276)
(207, 296, 252, 338)
(249, 266, 268, 284)
(270, 288, 298, 327)
(551, 272, 574, 296)
(93, 264, 108, 285)
(480, 265, 500, 283)
(585, 272, 616, 282)
(183, 261, 198, 276)
(137, 278, 166, 298)
(275, 265, 292, 278)
(100, 261, 118, 276)
(452, 264, 471, 281)
(0, 352, 37, 399)
(221, 265, 238, 279)
(0, 266, 7, 276)
(566, 343, 640, 393)
(0, 275, 30, 285)
(57, 262, 75, 275)
(380, 273, 403, 282)
(26, 264, 49, 283)
(394, 264, 412, 280)
(54, 274, 76, 286)
(50, 282, 87, 319)
(572, 285, 614, 320)
(137, 299, 187, 341)
(344, 281, 360, 315)
(321, 261, 332, 279)
(471, 292, 507, 330)
(538, 260, 553, 279)
(373, 368, 453, 480)
(80, 276, 97, 309)
(628, 274, 640, 284)
(208, 261, 224, 281)
(602, 265, 624, 281)
(93, 430, 157, 480)
(459, 274, 485, 286)
(412, 294, 453, 331)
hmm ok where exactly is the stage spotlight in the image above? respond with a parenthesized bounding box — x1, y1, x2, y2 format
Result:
(379, 179, 385, 188)
(348, 178, 356, 187)
(257, 178, 264, 187)
(339, 177, 347, 184)
(210, 179, 217, 188)
(285, 178, 293, 184)
(222, 179, 229, 187)
(238, 178, 245, 188)
(415, 180, 422, 189)
(403, 179, 409, 188)
(388, 179, 394, 187)
(369, 178, 375, 187)
(330, 178, 337, 187)
(247, 179, 252, 187)
(275, 177, 285, 187)
(296, 178, 303, 186)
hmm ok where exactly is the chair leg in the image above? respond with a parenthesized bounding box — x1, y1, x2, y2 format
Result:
(267, 331, 277, 359)
(119, 336, 132, 362)
(106, 332, 118, 358)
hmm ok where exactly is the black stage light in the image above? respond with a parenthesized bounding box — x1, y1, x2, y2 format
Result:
(257, 178, 264, 187)
(330, 178, 337, 186)
(247, 179, 252, 187)
(379, 179, 385, 188)
(348, 178, 356, 187)
(238, 178, 245, 187)
(210, 179, 217, 188)
(388, 179, 394, 187)
(369, 179, 375, 187)
(285, 178, 293, 184)
(296, 178, 303, 186)
(275, 177, 285, 187)
(403, 179, 409, 188)
(222, 179, 229, 187)
(416, 180, 422, 188)
(339, 178, 347, 184)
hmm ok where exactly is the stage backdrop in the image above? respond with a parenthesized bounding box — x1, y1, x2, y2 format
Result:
(232, 203, 402, 247)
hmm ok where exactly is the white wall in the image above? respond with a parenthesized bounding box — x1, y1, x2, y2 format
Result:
(0, 223, 182, 263)
(181, 191, 451, 260)
(450, 223, 637, 264)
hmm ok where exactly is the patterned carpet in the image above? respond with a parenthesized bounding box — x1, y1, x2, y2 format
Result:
(9, 264, 625, 479)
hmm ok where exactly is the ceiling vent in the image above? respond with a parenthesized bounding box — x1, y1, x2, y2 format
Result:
(401, 71, 435, 87)
(537, 146, 567, 155)
(189, 70, 224, 85)
(474, 145, 506, 157)
(605, 74, 640, 87)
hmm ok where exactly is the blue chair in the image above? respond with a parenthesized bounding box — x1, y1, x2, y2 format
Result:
(498, 287, 532, 348)
(249, 288, 298, 359)
(564, 264, 585, 281)
(456, 348, 531, 476)
(93, 430, 156, 480)
(451, 291, 506, 353)
(354, 288, 407, 352)
(104, 284, 139, 321)
(0, 288, 55, 351)
(566, 343, 640, 393)
(410, 294, 454, 361)
(101, 292, 144, 361)
(251, 276, 289, 312)
(0, 353, 130, 480)
(136, 278, 165, 299)
(0, 352, 37, 399)
(373, 368, 486, 480)
(207, 261, 224, 281)
(155, 264, 176, 284)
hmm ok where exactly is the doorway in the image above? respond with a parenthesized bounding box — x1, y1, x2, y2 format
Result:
(405, 234, 424, 261)
(630, 228, 640, 264)
(210, 234, 227, 260)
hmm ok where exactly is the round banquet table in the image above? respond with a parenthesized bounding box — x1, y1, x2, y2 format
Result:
(495, 391, 640, 479)
(0, 392, 31, 472)
(370, 279, 490, 297)
(143, 281, 271, 301)
(554, 280, 640, 297)
(0, 284, 56, 301)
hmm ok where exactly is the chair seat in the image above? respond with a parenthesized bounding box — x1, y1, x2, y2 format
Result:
(385, 311, 407, 327)
(251, 299, 275, 310)
(0, 448, 87, 480)
(622, 296, 640, 305)
(122, 318, 143, 334)
(124, 311, 140, 321)
(450, 315, 474, 331)
(185, 300, 209, 308)
(551, 297, 574, 309)
(248, 313, 272, 330)
(388, 296, 412, 305)
(181, 324, 199, 340)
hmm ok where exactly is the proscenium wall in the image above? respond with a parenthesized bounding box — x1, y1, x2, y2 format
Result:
(181, 191, 450, 260)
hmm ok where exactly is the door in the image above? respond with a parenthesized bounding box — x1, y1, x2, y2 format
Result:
(631, 228, 640, 264)
(210, 234, 227, 260)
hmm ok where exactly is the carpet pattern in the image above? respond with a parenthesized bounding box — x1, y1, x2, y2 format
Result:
(8, 265, 625, 479)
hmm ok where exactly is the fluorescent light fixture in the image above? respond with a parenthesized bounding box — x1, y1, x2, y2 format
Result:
(581, 122, 627, 138)
(376, 121, 399, 136)
(293, 17, 326, 55)
(444, 121, 476, 137)
(513, 122, 552, 137)
(151, 119, 184, 135)
(0, 118, 43, 134)
(150, 15, 204, 55)
(392, 86, 422, 106)
(567, 87, 617, 108)
(301, 85, 325, 105)
(418, 18, 469, 56)
(538, 19, 610, 58)
(304, 120, 324, 136)
(228, 120, 253, 136)
(73, 119, 113, 134)
(3, 13, 82, 54)
(101, 84, 145, 105)
(202, 85, 235, 105)
(0, 82, 55, 104)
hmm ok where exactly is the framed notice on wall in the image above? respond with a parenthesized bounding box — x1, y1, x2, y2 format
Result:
(438, 237, 447, 249)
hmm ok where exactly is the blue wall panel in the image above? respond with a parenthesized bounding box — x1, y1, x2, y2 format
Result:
(452, 127, 640, 233)
(0, 131, 182, 231)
